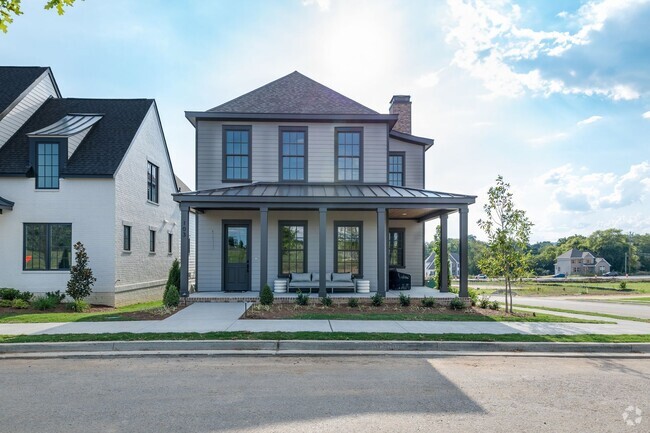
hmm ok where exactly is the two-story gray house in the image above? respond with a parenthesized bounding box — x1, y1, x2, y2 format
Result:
(555, 249, 611, 276)
(174, 72, 475, 298)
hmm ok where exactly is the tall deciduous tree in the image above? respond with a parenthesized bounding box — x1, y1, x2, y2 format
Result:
(1, 0, 77, 33)
(478, 176, 533, 313)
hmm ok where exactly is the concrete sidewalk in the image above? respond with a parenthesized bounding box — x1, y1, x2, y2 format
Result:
(1, 303, 650, 336)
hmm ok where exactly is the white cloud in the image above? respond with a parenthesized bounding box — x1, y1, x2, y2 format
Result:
(643, 111, 650, 119)
(416, 71, 441, 88)
(577, 115, 603, 126)
(526, 132, 568, 146)
(302, 0, 331, 11)
(444, 0, 648, 99)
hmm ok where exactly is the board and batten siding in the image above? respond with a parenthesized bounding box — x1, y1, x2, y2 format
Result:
(389, 219, 424, 286)
(0, 74, 57, 149)
(196, 121, 388, 190)
(388, 137, 425, 189)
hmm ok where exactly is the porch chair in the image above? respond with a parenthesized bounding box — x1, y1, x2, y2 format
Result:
(389, 269, 411, 291)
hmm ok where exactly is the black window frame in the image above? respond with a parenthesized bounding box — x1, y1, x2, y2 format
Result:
(33, 139, 66, 190)
(388, 151, 405, 187)
(149, 230, 156, 253)
(389, 227, 405, 268)
(123, 225, 131, 252)
(168, 232, 173, 255)
(279, 126, 308, 182)
(222, 125, 252, 182)
(334, 221, 363, 278)
(147, 161, 159, 203)
(335, 127, 363, 183)
(23, 223, 72, 271)
(278, 221, 308, 277)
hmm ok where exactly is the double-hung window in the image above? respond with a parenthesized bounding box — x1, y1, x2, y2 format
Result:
(223, 126, 251, 181)
(36, 142, 60, 189)
(389, 228, 405, 268)
(335, 128, 362, 182)
(334, 222, 362, 277)
(23, 223, 72, 270)
(147, 162, 159, 203)
(278, 221, 307, 277)
(280, 127, 307, 181)
(388, 152, 405, 187)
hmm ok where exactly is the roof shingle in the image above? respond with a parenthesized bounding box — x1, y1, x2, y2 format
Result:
(0, 66, 49, 114)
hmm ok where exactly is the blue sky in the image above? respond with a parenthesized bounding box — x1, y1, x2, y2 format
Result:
(2, 0, 649, 242)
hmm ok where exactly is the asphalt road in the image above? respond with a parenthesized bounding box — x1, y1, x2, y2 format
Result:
(503, 296, 650, 319)
(1, 355, 648, 432)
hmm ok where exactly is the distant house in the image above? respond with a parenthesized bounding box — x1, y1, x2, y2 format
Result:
(424, 251, 460, 278)
(0, 66, 180, 306)
(554, 248, 611, 276)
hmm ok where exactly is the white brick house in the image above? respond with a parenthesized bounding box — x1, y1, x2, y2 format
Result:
(0, 67, 181, 306)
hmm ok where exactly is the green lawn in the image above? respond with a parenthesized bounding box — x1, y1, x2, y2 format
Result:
(588, 297, 650, 304)
(516, 305, 650, 324)
(290, 311, 605, 323)
(1, 332, 649, 344)
(0, 301, 165, 324)
(462, 281, 650, 297)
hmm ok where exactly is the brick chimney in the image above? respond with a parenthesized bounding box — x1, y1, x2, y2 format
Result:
(389, 95, 411, 134)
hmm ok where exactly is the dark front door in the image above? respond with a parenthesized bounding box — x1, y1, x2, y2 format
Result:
(223, 223, 251, 291)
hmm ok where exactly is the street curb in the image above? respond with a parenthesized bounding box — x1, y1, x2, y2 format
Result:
(0, 340, 649, 356)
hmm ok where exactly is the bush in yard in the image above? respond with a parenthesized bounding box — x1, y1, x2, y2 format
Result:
(468, 288, 479, 306)
(295, 290, 309, 306)
(370, 293, 384, 307)
(166, 259, 181, 292)
(321, 295, 333, 307)
(0, 299, 13, 307)
(31, 296, 57, 311)
(421, 297, 436, 308)
(16, 291, 33, 302)
(449, 297, 465, 310)
(163, 284, 180, 308)
(69, 299, 89, 312)
(490, 300, 500, 310)
(399, 292, 411, 307)
(66, 242, 96, 304)
(347, 298, 359, 308)
(0, 288, 21, 301)
(45, 290, 66, 304)
(11, 299, 30, 309)
(479, 296, 490, 309)
(619, 281, 627, 289)
(259, 284, 274, 306)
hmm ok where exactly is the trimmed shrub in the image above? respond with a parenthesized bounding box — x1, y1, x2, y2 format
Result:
(260, 284, 274, 306)
(347, 298, 359, 308)
(164, 284, 180, 308)
(421, 297, 436, 308)
(399, 292, 411, 307)
(45, 290, 66, 304)
(295, 290, 309, 306)
(69, 299, 89, 312)
(370, 293, 384, 307)
(11, 299, 30, 309)
(31, 296, 58, 311)
(449, 297, 465, 310)
(16, 291, 33, 302)
(166, 259, 181, 293)
(468, 288, 479, 306)
(619, 281, 627, 289)
(321, 296, 333, 307)
(489, 300, 500, 310)
(0, 288, 21, 301)
(66, 242, 96, 302)
(0, 299, 13, 307)
(479, 296, 490, 309)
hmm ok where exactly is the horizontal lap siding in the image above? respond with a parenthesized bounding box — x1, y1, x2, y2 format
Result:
(389, 138, 424, 189)
(389, 220, 424, 286)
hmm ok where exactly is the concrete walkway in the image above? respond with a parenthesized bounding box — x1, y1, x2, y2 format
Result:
(1, 302, 650, 336)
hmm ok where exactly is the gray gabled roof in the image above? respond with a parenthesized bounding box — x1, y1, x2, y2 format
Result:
(557, 248, 585, 259)
(0, 67, 56, 116)
(208, 71, 378, 115)
(390, 130, 434, 150)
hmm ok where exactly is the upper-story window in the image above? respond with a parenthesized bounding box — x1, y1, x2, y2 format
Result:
(335, 127, 363, 182)
(36, 142, 60, 189)
(147, 161, 159, 203)
(223, 126, 251, 182)
(388, 152, 405, 187)
(280, 127, 307, 181)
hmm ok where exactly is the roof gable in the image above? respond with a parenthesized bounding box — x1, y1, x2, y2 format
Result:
(0, 66, 53, 115)
(209, 71, 378, 115)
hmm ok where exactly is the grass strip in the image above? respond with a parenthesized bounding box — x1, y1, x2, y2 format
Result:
(516, 305, 650, 324)
(0, 301, 165, 324)
(289, 312, 605, 323)
(1, 332, 649, 344)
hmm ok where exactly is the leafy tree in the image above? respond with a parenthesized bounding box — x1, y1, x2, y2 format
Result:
(588, 229, 638, 273)
(556, 234, 589, 252)
(478, 176, 533, 313)
(530, 242, 558, 275)
(1, 0, 77, 33)
(631, 233, 650, 272)
(66, 241, 96, 302)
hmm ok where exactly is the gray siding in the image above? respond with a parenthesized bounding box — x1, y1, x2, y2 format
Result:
(196, 121, 388, 190)
(0, 74, 57, 148)
(389, 137, 425, 188)
(389, 219, 424, 286)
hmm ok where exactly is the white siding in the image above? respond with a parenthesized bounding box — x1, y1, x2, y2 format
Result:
(389, 137, 425, 188)
(389, 220, 424, 286)
(114, 104, 180, 302)
(0, 74, 57, 148)
(67, 127, 91, 158)
(0, 177, 115, 303)
(196, 121, 388, 189)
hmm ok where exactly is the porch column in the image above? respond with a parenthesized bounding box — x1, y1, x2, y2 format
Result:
(180, 203, 190, 297)
(319, 208, 327, 297)
(439, 213, 449, 293)
(260, 207, 268, 291)
(377, 207, 387, 296)
(459, 206, 469, 298)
